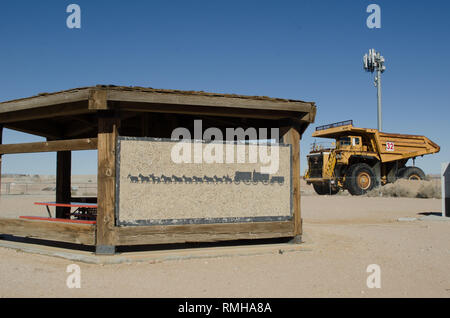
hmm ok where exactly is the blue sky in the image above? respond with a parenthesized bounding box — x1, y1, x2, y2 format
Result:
(0, 0, 449, 175)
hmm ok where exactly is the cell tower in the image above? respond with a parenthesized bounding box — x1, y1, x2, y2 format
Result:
(363, 49, 386, 131)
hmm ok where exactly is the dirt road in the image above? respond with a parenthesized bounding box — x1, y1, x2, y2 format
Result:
(0, 195, 448, 298)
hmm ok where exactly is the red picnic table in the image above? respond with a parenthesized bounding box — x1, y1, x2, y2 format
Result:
(22, 202, 99, 224)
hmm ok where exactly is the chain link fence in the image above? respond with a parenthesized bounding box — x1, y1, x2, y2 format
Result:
(1, 182, 97, 196)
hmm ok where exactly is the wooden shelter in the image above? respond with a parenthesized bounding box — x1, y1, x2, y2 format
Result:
(0, 85, 316, 254)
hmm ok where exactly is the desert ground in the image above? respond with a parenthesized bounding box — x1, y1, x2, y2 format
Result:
(0, 177, 448, 298)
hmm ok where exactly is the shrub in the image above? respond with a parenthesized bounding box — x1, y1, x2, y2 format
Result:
(366, 179, 441, 199)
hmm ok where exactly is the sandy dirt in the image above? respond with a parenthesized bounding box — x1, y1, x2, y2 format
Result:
(0, 182, 449, 298)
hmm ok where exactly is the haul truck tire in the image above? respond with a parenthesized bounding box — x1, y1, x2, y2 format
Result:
(398, 166, 426, 180)
(313, 183, 339, 195)
(344, 163, 377, 195)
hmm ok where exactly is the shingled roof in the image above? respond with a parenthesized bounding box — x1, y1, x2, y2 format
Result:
(1, 84, 314, 106)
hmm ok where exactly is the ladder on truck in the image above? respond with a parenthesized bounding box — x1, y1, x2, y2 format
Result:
(324, 152, 337, 178)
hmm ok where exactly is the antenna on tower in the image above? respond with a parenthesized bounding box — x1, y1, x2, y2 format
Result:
(363, 49, 386, 131)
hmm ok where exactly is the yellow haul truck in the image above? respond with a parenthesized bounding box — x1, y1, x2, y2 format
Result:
(304, 120, 440, 195)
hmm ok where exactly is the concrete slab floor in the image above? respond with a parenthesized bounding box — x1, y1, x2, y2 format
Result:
(0, 236, 312, 265)
(398, 215, 450, 222)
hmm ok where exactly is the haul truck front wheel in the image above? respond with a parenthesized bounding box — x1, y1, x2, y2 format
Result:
(344, 163, 377, 195)
(313, 182, 339, 195)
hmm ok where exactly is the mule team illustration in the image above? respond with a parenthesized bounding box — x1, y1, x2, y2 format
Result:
(127, 170, 285, 185)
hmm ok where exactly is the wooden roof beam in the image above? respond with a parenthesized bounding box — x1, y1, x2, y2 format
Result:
(0, 101, 92, 124)
(120, 102, 306, 120)
(107, 89, 314, 114)
(5, 120, 65, 139)
(0, 89, 90, 114)
(0, 138, 98, 154)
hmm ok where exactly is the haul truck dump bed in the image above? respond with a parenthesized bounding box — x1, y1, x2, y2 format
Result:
(305, 120, 440, 195)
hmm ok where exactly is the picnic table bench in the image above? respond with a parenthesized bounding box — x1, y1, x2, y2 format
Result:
(32, 201, 98, 222)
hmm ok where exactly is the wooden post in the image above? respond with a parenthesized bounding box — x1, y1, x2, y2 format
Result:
(283, 127, 302, 242)
(56, 151, 71, 218)
(96, 114, 120, 254)
(141, 113, 150, 137)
